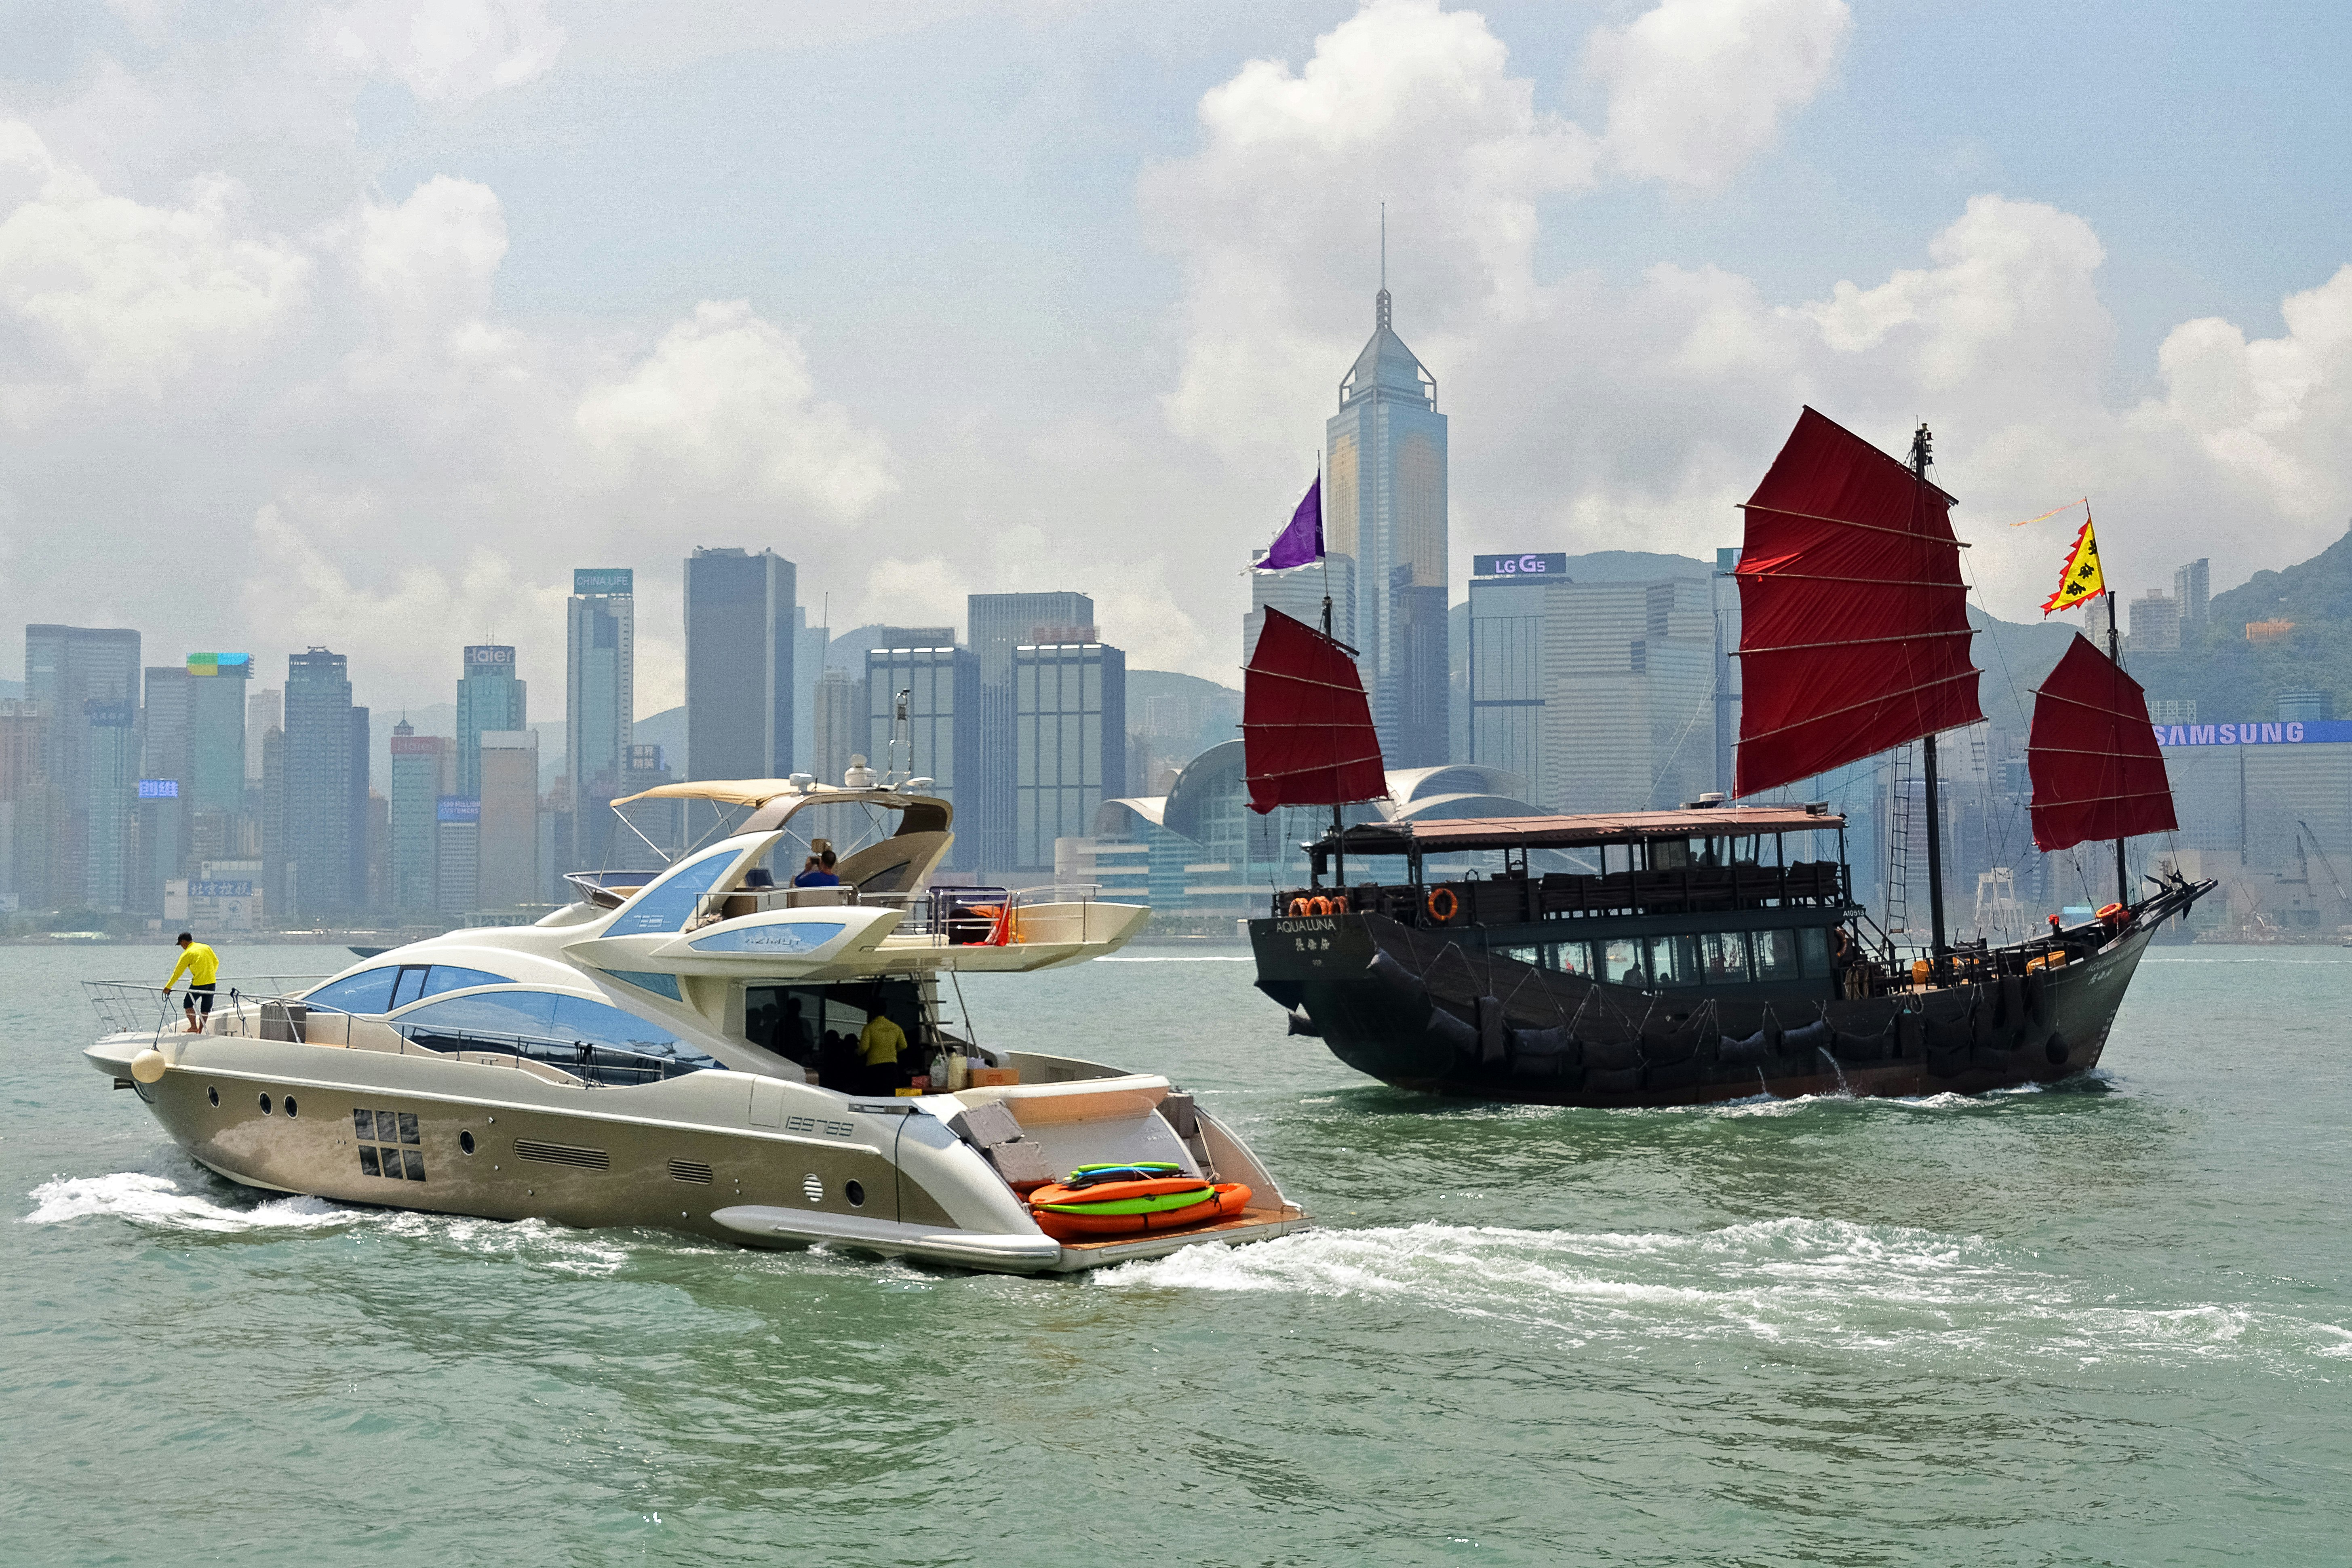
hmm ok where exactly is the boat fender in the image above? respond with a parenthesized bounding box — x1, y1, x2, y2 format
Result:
(2023, 971, 2051, 1027)
(1286, 1008, 1323, 1038)
(1645, 1058, 1709, 1092)
(1997, 974, 2025, 1027)
(1583, 1035, 1644, 1073)
(1426, 1003, 1479, 1057)
(1926, 1044, 1969, 1078)
(1366, 947, 1427, 1003)
(1895, 1011, 1925, 1058)
(1924, 1010, 1974, 1052)
(1780, 1019, 1833, 1057)
(1426, 886, 1460, 924)
(1475, 996, 1509, 1066)
(1832, 1028, 1889, 1063)
(1642, 1022, 1703, 1066)
(1971, 1042, 2020, 1073)
(1718, 1030, 1774, 1066)
(2044, 1033, 2071, 1067)
(1509, 1024, 1579, 1066)
(1584, 1065, 1644, 1096)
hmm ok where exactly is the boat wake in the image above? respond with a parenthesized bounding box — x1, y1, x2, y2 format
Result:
(1098, 1216, 2352, 1370)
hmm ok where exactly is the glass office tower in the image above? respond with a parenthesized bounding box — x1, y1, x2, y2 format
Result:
(684, 546, 796, 782)
(864, 643, 980, 870)
(1012, 639, 1126, 872)
(968, 592, 1093, 875)
(456, 645, 527, 800)
(387, 719, 449, 911)
(1324, 285, 1448, 766)
(565, 569, 634, 869)
(286, 648, 356, 911)
(25, 624, 141, 907)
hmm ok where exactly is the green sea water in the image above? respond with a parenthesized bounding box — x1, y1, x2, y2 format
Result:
(4, 943, 2347, 1566)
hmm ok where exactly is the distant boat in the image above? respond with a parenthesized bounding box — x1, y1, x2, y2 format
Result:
(1245, 407, 2212, 1105)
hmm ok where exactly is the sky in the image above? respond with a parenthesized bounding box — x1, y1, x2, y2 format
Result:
(2, 0, 2348, 719)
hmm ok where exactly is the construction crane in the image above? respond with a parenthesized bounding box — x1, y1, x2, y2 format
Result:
(2299, 820, 2348, 907)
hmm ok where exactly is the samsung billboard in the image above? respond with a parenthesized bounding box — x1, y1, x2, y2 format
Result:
(1472, 553, 1570, 579)
(573, 569, 634, 596)
(2155, 720, 2352, 746)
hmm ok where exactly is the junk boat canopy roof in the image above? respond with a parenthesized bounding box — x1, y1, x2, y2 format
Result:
(1314, 805, 1844, 856)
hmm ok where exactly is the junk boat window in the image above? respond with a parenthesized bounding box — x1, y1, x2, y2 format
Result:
(606, 848, 742, 936)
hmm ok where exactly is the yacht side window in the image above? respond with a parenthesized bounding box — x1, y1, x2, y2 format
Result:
(606, 850, 742, 936)
(419, 965, 514, 998)
(305, 968, 402, 1016)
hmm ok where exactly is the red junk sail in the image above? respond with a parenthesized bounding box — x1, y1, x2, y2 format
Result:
(2025, 634, 2178, 852)
(1242, 608, 1387, 814)
(1734, 407, 1984, 797)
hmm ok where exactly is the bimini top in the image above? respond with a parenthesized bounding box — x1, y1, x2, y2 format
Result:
(611, 780, 951, 835)
(1313, 805, 1844, 856)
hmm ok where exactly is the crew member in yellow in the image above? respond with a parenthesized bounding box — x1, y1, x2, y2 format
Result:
(164, 932, 220, 1034)
(857, 1005, 908, 1094)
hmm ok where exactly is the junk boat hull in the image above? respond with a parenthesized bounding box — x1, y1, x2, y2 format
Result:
(1252, 879, 2206, 1106)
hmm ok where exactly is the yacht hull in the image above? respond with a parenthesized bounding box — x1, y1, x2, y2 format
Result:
(88, 1035, 1300, 1272)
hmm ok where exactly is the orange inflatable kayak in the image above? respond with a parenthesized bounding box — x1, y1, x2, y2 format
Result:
(1027, 1177, 1210, 1210)
(1031, 1183, 1253, 1243)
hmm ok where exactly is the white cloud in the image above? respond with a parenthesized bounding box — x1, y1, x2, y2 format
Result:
(0, 120, 309, 419)
(1591, 0, 1852, 190)
(316, 0, 567, 102)
(852, 556, 969, 633)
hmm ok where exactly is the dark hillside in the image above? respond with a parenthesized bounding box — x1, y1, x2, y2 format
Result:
(2122, 523, 2352, 722)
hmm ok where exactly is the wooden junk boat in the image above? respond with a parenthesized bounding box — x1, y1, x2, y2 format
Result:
(1245, 408, 2212, 1105)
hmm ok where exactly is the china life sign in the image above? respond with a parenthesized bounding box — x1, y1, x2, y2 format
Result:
(1472, 553, 1570, 578)
(165, 879, 257, 930)
(573, 569, 633, 597)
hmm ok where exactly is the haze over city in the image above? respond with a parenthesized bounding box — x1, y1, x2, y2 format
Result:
(3, 0, 2348, 717)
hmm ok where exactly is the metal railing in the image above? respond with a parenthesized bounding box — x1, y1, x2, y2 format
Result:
(85, 979, 329, 1042)
(393, 1025, 713, 1088)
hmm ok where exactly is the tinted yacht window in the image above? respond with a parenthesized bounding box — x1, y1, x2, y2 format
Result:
(549, 996, 717, 1065)
(420, 965, 513, 997)
(606, 850, 741, 936)
(305, 969, 401, 1015)
(395, 991, 558, 1038)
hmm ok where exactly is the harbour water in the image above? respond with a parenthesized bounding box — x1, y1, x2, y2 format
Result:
(4, 943, 2347, 1564)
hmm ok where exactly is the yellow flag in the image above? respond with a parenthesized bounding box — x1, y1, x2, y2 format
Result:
(2042, 512, 2104, 615)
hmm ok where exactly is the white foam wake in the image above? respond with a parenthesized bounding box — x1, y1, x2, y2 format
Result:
(25, 1170, 349, 1232)
(1096, 1216, 2352, 1369)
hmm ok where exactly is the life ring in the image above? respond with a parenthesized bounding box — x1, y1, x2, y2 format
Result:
(1306, 896, 1332, 916)
(1030, 1183, 1252, 1241)
(1427, 886, 1459, 923)
(1288, 898, 1310, 917)
(1330, 894, 1349, 913)
(2096, 902, 2126, 925)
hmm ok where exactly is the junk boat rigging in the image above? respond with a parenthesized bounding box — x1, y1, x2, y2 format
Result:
(82, 779, 1305, 1270)
(1246, 407, 2209, 1104)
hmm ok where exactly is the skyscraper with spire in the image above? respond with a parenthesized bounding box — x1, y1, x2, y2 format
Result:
(1324, 250, 1448, 765)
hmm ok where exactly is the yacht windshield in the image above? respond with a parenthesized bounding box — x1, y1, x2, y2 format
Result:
(308, 963, 516, 1016)
(606, 849, 742, 936)
(394, 988, 720, 1082)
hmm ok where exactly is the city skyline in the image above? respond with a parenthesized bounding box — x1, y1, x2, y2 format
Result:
(2, 3, 2348, 719)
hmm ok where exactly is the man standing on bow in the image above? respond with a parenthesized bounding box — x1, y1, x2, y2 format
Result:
(164, 932, 220, 1034)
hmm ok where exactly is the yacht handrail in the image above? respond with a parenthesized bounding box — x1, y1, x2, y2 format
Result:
(85, 978, 329, 1041)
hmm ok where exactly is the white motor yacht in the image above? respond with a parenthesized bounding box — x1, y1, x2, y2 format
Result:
(83, 780, 1307, 1273)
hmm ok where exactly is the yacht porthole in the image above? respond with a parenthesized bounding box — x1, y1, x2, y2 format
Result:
(207, 1086, 219, 1107)
(845, 1180, 866, 1208)
(258, 1092, 272, 1115)
(460, 1131, 476, 1155)
(802, 1173, 824, 1204)
(284, 1096, 298, 1118)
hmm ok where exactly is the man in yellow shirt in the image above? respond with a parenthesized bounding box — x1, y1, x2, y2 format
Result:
(164, 932, 220, 1033)
(857, 1007, 908, 1094)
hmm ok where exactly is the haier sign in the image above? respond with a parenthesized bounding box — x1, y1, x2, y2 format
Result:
(1473, 553, 1569, 578)
(464, 645, 514, 667)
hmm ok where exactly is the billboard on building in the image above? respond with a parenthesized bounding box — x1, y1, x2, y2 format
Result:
(437, 796, 482, 822)
(137, 779, 179, 798)
(1471, 553, 1570, 578)
(573, 569, 634, 596)
(187, 653, 252, 677)
(164, 878, 258, 930)
(2157, 720, 2352, 746)
(390, 735, 442, 756)
(463, 646, 515, 668)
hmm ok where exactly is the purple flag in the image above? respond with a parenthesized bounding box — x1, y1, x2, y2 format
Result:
(1254, 476, 1322, 570)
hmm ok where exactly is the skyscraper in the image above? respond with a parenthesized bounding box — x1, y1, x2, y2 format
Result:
(2175, 558, 2211, 635)
(810, 666, 859, 787)
(25, 624, 141, 905)
(285, 648, 355, 911)
(1012, 636, 1125, 872)
(387, 718, 449, 911)
(456, 645, 526, 799)
(684, 547, 797, 782)
(565, 569, 635, 869)
(1324, 279, 1448, 765)
(792, 605, 827, 772)
(84, 697, 137, 911)
(139, 663, 193, 906)
(350, 704, 371, 908)
(245, 686, 280, 782)
(864, 641, 979, 870)
(0, 699, 48, 907)
(186, 653, 252, 830)
(477, 730, 539, 910)
(969, 592, 1093, 874)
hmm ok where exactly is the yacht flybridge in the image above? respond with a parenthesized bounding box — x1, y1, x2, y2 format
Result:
(84, 780, 1305, 1272)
